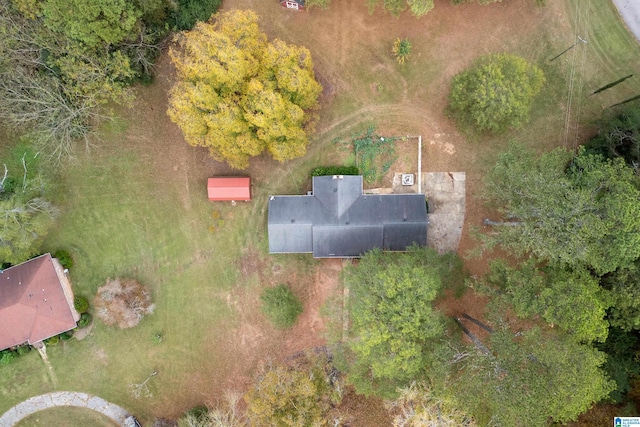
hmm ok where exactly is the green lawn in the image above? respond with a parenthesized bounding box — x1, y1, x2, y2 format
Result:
(1, 0, 640, 424)
(16, 407, 118, 427)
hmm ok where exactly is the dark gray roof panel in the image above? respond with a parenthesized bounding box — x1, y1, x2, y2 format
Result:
(313, 226, 383, 258)
(268, 196, 333, 225)
(342, 194, 427, 224)
(383, 223, 428, 250)
(268, 223, 313, 253)
(312, 176, 363, 218)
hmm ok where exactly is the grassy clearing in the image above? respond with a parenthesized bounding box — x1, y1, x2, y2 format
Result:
(16, 406, 118, 427)
(1, 0, 640, 424)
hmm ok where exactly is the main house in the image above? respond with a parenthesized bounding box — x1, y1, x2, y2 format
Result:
(268, 175, 428, 258)
(0, 253, 80, 351)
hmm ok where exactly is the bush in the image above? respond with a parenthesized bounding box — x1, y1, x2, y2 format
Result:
(45, 335, 59, 346)
(392, 38, 412, 64)
(260, 284, 303, 329)
(311, 165, 360, 177)
(448, 53, 545, 133)
(169, 0, 223, 31)
(77, 312, 93, 329)
(16, 345, 31, 355)
(59, 330, 74, 340)
(53, 249, 74, 269)
(74, 295, 89, 313)
(0, 350, 17, 365)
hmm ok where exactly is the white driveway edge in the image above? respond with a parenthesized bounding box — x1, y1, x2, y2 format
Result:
(0, 392, 131, 426)
(612, 0, 640, 43)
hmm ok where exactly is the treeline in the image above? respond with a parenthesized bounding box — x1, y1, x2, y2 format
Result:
(0, 0, 221, 161)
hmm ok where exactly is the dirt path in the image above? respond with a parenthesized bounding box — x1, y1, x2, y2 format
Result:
(0, 392, 131, 426)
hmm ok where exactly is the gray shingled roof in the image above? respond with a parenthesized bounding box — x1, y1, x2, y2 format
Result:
(268, 175, 428, 258)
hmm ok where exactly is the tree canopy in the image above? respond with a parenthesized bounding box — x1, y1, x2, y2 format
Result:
(484, 143, 640, 274)
(448, 53, 545, 133)
(487, 261, 611, 343)
(454, 327, 615, 425)
(583, 105, 640, 173)
(167, 10, 322, 169)
(337, 247, 462, 397)
(0, 0, 176, 159)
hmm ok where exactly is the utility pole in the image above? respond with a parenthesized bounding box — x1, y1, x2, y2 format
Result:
(550, 35, 587, 62)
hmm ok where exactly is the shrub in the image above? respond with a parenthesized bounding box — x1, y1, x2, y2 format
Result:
(94, 278, 155, 329)
(448, 53, 545, 133)
(311, 165, 360, 177)
(53, 249, 74, 269)
(74, 295, 89, 313)
(260, 284, 303, 329)
(392, 38, 412, 64)
(45, 335, 59, 346)
(16, 345, 31, 355)
(77, 312, 93, 329)
(169, 0, 223, 31)
(0, 350, 17, 365)
(59, 330, 74, 340)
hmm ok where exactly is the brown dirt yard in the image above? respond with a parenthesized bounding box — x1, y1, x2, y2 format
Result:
(115, 0, 626, 423)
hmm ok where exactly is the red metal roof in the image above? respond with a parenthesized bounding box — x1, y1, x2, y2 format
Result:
(207, 177, 251, 201)
(0, 254, 78, 350)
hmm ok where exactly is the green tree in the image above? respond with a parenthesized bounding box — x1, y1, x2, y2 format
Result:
(338, 248, 459, 397)
(487, 261, 611, 342)
(0, 0, 167, 159)
(455, 327, 615, 425)
(484, 143, 640, 275)
(42, 0, 141, 47)
(449, 53, 545, 133)
(601, 260, 640, 330)
(167, 10, 322, 169)
(583, 105, 640, 172)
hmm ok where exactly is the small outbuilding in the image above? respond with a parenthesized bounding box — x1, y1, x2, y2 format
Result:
(280, 0, 305, 10)
(207, 177, 251, 202)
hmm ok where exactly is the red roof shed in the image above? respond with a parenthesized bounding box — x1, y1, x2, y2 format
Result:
(207, 177, 251, 201)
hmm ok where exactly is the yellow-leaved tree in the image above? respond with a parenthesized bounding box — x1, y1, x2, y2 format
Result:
(167, 10, 322, 169)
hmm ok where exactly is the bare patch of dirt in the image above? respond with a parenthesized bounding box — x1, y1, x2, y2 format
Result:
(237, 246, 266, 280)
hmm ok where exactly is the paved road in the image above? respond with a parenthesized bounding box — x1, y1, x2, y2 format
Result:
(612, 0, 640, 43)
(0, 392, 131, 426)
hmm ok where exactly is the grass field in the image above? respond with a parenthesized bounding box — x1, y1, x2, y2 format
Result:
(16, 407, 118, 427)
(1, 0, 640, 424)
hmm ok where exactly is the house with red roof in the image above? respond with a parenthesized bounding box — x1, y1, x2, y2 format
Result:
(0, 253, 80, 351)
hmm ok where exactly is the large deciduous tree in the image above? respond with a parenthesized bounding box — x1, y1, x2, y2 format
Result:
(449, 53, 545, 133)
(0, 0, 170, 159)
(484, 143, 640, 274)
(337, 248, 459, 398)
(487, 261, 611, 343)
(244, 354, 341, 426)
(455, 327, 615, 425)
(583, 105, 640, 173)
(167, 10, 322, 169)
